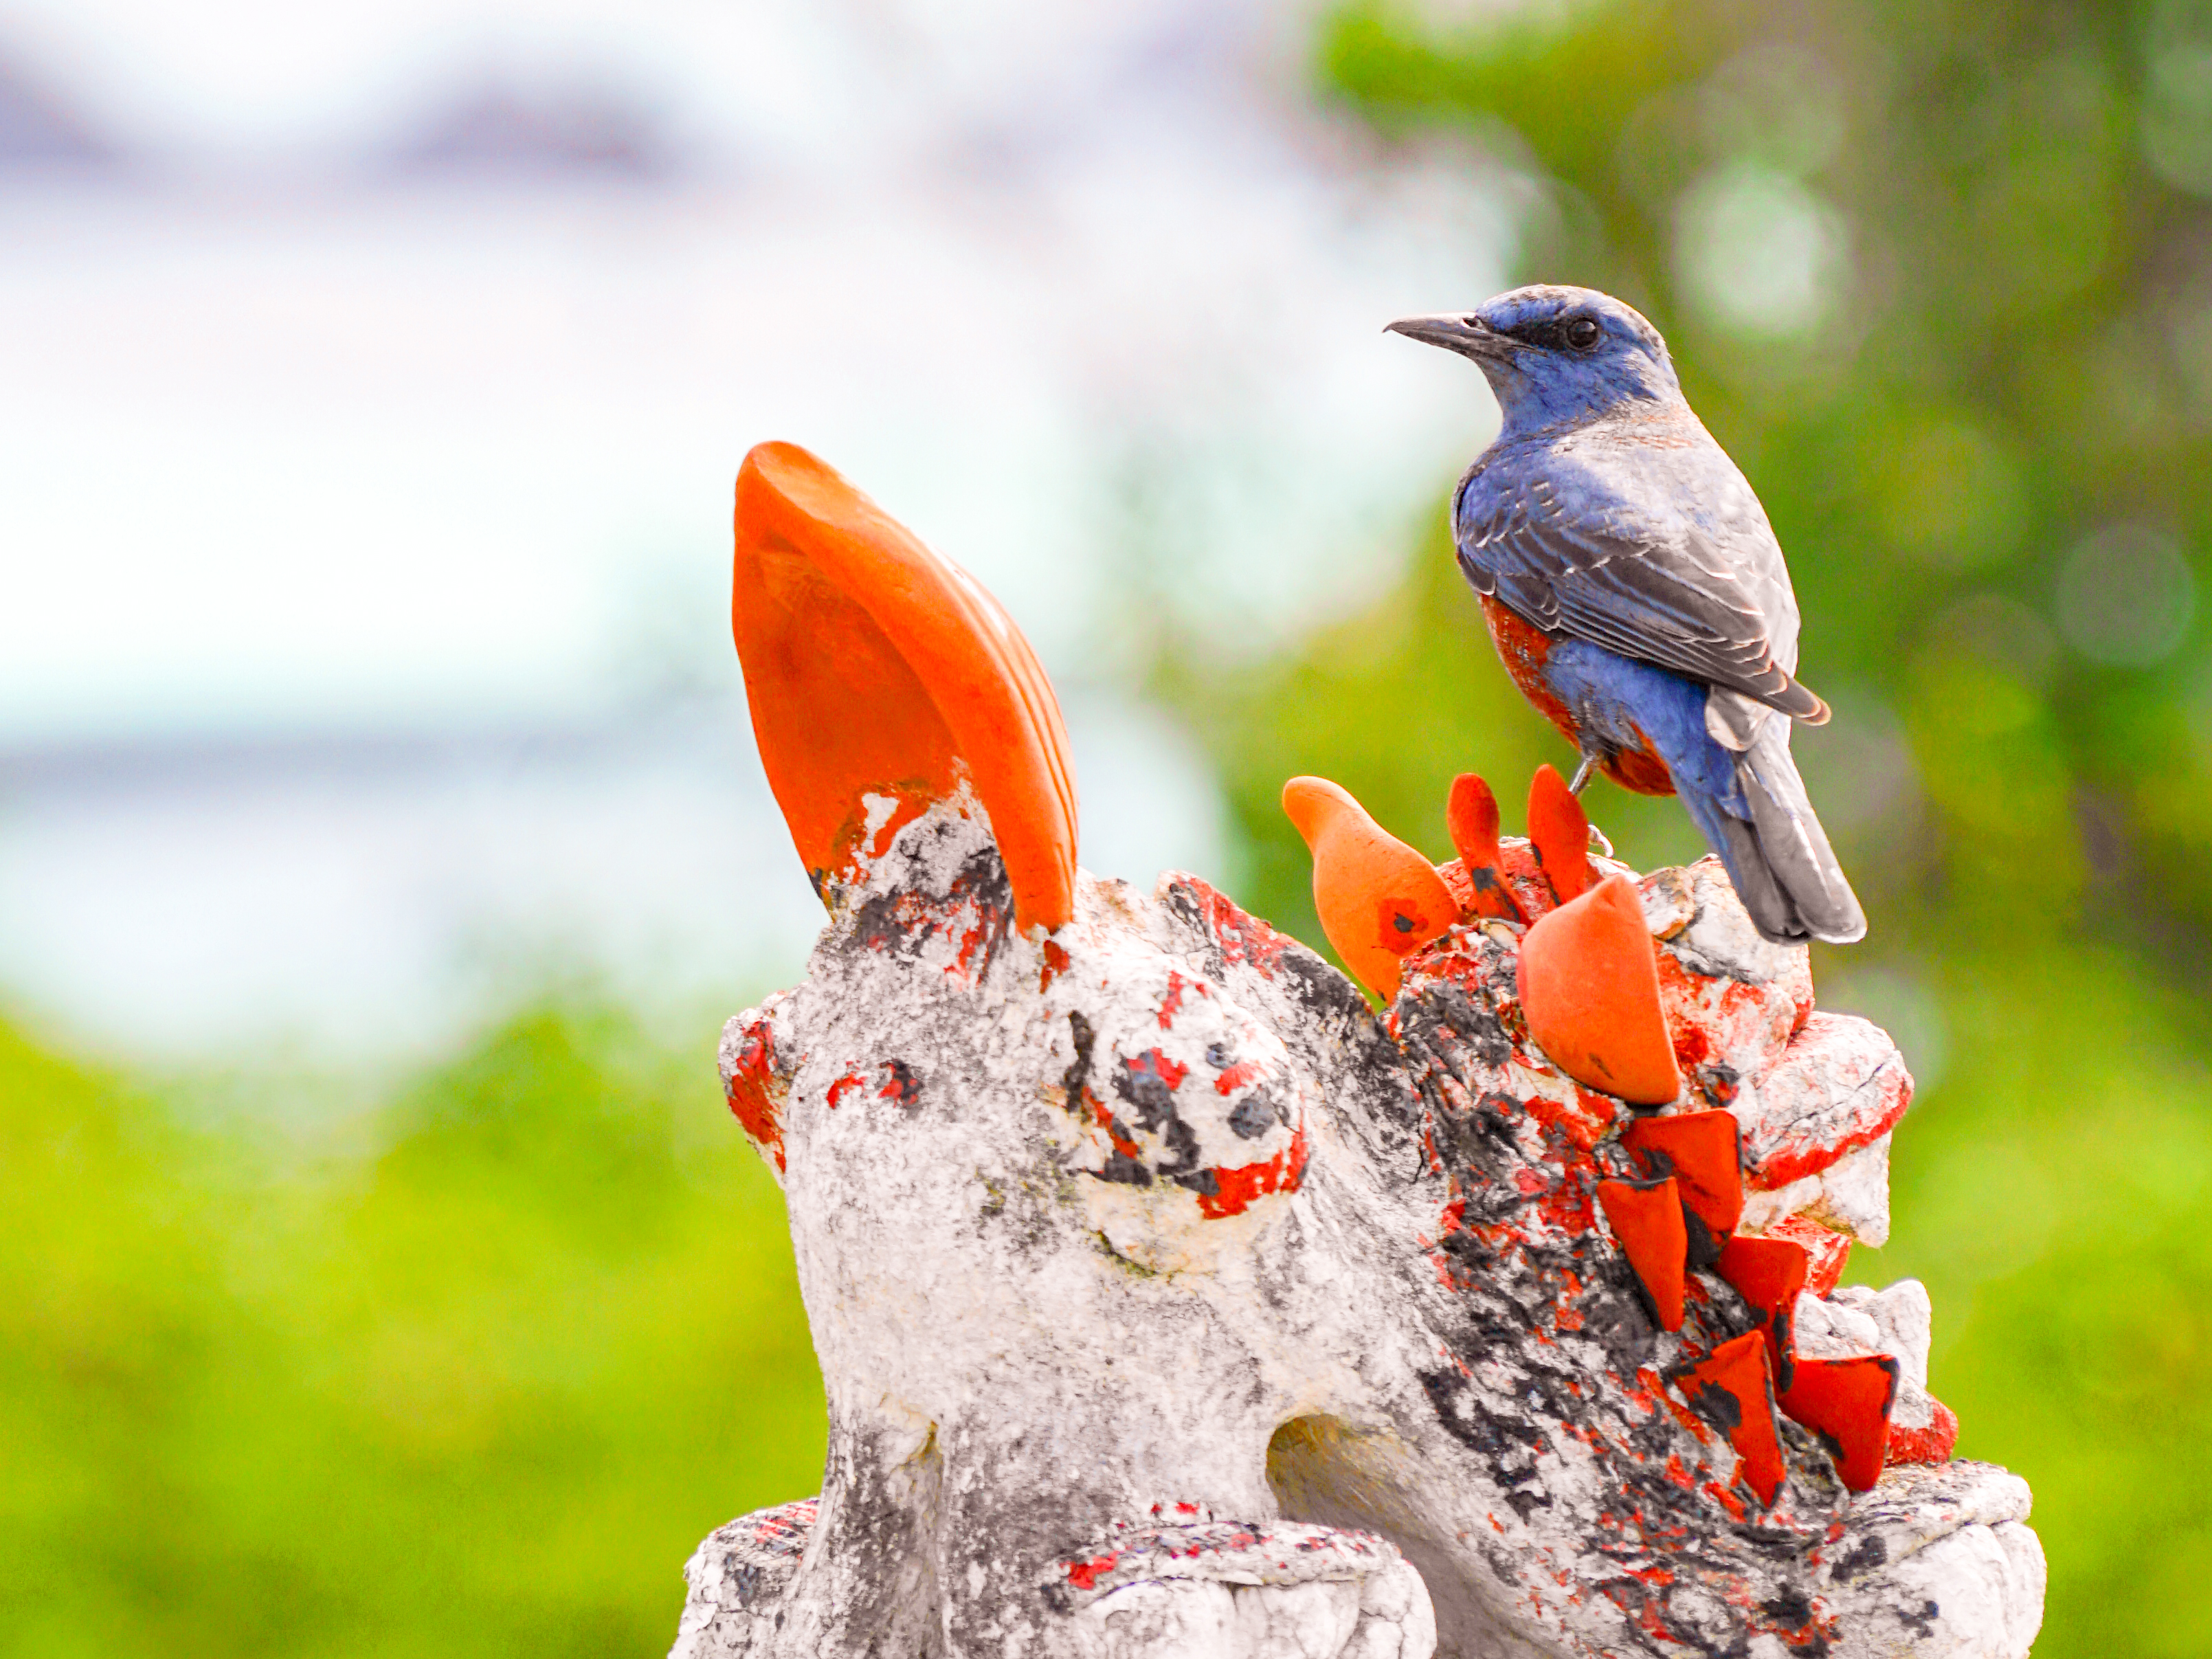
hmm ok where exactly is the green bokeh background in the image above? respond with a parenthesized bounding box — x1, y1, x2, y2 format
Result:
(7, 1, 2212, 1653)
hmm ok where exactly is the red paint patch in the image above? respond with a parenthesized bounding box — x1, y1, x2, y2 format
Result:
(1671, 1332, 1786, 1507)
(858, 789, 933, 861)
(1157, 969, 1190, 1028)
(1598, 1177, 1688, 1331)
(1770, 1214, 1852, 1298)
(1065, 1552, 1120, 1591)
(826, 1071, 867, 1110)
(1715, 1233, 1809, 1390)
(1745, 1013, 1913, 1190)
(1129, 1047, 1189, 1093)
(1654, 954, 1805, 1093)
(875, 1059, 921, 1106)
(723, 1016, 788, 1174)
(1752, 1110, 1909, 1191)
(1888, 1398, 1960, 1466)
(1497, 839, 1558, 922)
(1624, 1109, 1744, 1238)
(1519, 1084, 1622, 1155)
(950, 917, 991, 979)
(1780, 1355, 1898, 1493)
(1039, 938, 1071, 992)
(1196, 1126, 1310, 1219)
(1176, 876, 1291, 977)
(1212, 1059, 1269, 1095)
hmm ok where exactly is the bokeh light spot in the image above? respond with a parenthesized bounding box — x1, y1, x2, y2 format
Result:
(2141, 0, 2212, 197)
(1672, 159, 1847, 337)
(2055, 524, 2196, 666)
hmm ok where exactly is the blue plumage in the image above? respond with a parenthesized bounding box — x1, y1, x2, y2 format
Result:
(1389, 285, 1866, 944)
(1538, 641, 1754, 872)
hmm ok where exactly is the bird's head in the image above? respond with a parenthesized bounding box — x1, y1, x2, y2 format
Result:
(1387, 285, 1680, 433)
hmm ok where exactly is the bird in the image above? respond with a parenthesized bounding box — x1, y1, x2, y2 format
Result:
(1387, 285, 1866, 946)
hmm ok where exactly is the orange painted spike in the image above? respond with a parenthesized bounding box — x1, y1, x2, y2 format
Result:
(1779, 1355, 1899, 1493)
(1715, 1233, 1809, 1391)
(1623, 1111, 1745, 1239)
(1770, 1214, 1853, 1298)
(1527, 763, 1594, 902)
(1282, 776, 1457, 1003)
(1517, 874, 1680, 1105)
(732, 443, 1079, 936)
(1671, 1331, 1787, 1506)
(1597, 1177, 1688, 1331)
(1445, 773, 1525, 922)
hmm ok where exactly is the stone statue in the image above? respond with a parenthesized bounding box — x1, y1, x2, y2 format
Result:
(671, 443, 2044, 1659)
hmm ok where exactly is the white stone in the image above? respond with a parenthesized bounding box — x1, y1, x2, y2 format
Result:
(1741, 1133, 1893, 1245)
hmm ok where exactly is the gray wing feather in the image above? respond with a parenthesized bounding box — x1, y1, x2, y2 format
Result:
(1456, 429, 1827, 722)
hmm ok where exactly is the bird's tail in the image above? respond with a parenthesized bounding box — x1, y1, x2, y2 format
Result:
(1676, 720, 1866, 946)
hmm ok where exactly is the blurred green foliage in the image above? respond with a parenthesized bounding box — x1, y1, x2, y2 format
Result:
(1171, 1, 2212, 1652)
(0, 1010, 823, 1657)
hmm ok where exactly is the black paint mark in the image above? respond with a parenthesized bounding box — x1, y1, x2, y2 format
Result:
(1097, 1148, 1153, 1188)
(1828, 1532, 1887, 1582)
(1061, 1012, 1095, 1115)
(1227, 1093, 1277, 1140)
(1155, 1114, 1203, 1177)
(1900, 1599, 1941, 1638)
(1682, 1205, 1722, 1272)
(1113, 1054, 1178, 1132)
(1504, 1487, 1549, 1521)
(1685, 1379, 1745, 1435)
(1761, 1587, 1814, 1626)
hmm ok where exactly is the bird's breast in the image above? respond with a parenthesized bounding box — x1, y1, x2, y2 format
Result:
(1478, 595, 1677, 798)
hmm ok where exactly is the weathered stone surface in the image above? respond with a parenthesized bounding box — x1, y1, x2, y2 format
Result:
(1820, 1463, 2044, 1659)
(676, 794, 2040, 1659)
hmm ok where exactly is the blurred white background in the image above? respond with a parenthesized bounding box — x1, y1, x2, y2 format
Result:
(0, 0, 1515, 1058)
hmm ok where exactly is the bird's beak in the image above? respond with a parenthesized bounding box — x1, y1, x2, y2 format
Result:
(1385, 313, 1517, 361)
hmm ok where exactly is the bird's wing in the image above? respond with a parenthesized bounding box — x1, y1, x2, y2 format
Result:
(1455, 444, 1826, 724)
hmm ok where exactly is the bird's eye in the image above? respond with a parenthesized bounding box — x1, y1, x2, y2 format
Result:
(1565, 318, 1601, 350)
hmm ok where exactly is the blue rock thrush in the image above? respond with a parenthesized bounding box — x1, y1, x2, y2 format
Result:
(1388, 285, 1866, 944)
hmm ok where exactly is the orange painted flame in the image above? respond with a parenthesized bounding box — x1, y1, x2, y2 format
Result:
(1526, 762, 1594, 903)
(1281, 775, 1456, 1002)
(1444, 772, 1525, 923)
(732, 441, 1078, 935)
(1517, 873, 1680, 1106)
